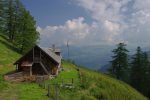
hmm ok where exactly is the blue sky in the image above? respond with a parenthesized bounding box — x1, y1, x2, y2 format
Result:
(21, 0, 92, 27)
(21, 0, 150, 47)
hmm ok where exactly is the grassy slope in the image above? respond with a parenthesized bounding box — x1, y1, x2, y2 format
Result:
(0, 35, 147, 100)
(0, 35, 49, 100)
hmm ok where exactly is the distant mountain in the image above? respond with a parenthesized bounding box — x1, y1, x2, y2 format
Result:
(99, 64, 111, 73)
(60, 45, 141, 70)
(60, 45, 114, 69)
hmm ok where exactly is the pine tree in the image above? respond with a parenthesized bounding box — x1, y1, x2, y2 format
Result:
(0, 0, 5, 32)
(130, 47, 143, 91)
(141, 52, 150, 97)
(147, 57, 150, 98)
(1, 0, 39, 53)
(109, 43, 129, 82)
(131, 48, 150, 97)
(5, 0, 14, 39)
(3, 0, 21, 40)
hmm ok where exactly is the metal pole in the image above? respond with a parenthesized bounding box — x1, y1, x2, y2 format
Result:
(67, 40, 70, 59)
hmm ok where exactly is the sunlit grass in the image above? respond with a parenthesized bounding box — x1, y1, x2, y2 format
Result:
(0, 35, 147, 100)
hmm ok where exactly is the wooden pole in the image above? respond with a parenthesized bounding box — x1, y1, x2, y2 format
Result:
(62, 79, 63, 85)
(55, 84, 59, 100)
(67, 40, 70, 59)
(48, 84, 50, 97)
(72, 78, 74, 84)
(30, 66, 32, 76)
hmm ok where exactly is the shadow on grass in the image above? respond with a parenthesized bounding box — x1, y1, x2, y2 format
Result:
(0, 34, 10, 41)
(0, 39, 20, 54)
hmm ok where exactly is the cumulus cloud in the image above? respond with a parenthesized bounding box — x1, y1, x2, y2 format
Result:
(39, 17, 92, 46)
(38, 0, 150, 47)
(77, 0, 150, 46)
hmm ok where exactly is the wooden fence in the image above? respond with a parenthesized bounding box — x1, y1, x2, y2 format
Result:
(36, 68, 83, 99)
(37, 77, 75, 100)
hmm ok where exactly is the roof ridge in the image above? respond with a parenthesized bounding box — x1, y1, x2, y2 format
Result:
(39, 46, 62, 63)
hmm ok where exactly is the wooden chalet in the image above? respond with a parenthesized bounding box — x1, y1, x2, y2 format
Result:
(4, 45, 62, 81)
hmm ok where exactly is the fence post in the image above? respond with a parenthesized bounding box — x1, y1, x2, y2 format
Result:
(62, 79, 63, 85)
(48, 84, 50, 97)
(72, 78, 74, 84)
(55, 84, 59, 100)
(43, 83, 45, 89)
(39, 81, 42, 87)
(79, 71, 83, 84)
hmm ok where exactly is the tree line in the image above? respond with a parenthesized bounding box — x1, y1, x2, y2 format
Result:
(0, 0, 39, 53)
(109, 43, 150, 98)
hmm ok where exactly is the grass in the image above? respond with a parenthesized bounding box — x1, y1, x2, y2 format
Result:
(0, 35, 49, 100)
(44, 61, 147, 100)
(78, 67, 147, 100)
(0, 35, 148, 100)
(18, 83, 48, 100)
(0, 82, 49, 100)
(45, 61, 80, 86)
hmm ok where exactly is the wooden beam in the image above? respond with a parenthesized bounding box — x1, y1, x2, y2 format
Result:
(40, 62, 49, 76)
(33, 48, 34, 62)
(40, 50, 41, 62)
(30, 66, 32, 76)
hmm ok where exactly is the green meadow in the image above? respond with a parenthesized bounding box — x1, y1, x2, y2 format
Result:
(0, 35, 147, 100)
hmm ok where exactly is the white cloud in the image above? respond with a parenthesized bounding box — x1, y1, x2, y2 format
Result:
(38, 0, 150, 47)
(76, 0, 150, 46)
(104, 20, 120, 35)
(39, 17, 92, 46)
(77, 0, 130, 22)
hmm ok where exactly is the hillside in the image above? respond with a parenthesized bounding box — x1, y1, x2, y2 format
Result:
(0, 35, 147, 100)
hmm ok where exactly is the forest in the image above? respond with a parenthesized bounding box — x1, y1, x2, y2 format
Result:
(109, 43, 150, 98)
(0, 0, 39, 53)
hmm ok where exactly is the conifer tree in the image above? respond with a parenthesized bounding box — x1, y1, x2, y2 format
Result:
(130, 47, 143, 91)
(0, 0, 5, 32)
(141, 52, 150, 97)
(130, 47, 150, 97)
(0, 0, 39, 53)
(14, 9, 39, 53)
(109, 43, 129, 82)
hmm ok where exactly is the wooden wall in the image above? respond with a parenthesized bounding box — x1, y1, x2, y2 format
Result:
(17, 46, 59, 76)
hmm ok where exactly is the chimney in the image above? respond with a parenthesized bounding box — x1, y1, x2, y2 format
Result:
(52, 44, 55, 52)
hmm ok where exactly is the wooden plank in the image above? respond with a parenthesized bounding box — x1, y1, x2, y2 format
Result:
(40, 50, 41, 62)
(40, 62, 50, 76)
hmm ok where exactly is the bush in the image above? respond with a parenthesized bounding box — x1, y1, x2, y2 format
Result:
(81, 95, 89, 100)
